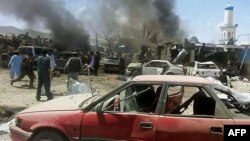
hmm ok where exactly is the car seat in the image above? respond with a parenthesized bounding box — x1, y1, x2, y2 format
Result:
(193, 91, 215, 115)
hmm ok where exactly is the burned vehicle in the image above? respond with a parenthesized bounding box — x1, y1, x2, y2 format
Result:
(10, 75, 250, 141)
(55, 51, 81, 73)
(126, 60, 184, 77)
(103, 57, 125, 73)
(186, 61, 221, 77)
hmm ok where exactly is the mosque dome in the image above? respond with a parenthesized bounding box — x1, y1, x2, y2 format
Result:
(225, 4, 234, 10)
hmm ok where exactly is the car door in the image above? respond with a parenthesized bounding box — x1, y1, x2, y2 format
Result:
(156, 85, 235, 141)
(157, 116, 233, 141)
(81, 83, 160, 141)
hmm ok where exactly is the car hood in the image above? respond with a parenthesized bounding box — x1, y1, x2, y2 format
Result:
(19, 94, 93, 114)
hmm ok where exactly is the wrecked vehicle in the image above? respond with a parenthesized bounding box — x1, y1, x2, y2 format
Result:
(126, 60, 184, 77)
(10, 75, 250, 141)
(103, 57, 125, 73)
(55, 51, 81, 73)
(186, 61, 221, 77)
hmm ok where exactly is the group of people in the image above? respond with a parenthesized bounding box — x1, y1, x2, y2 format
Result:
(8, 49, 101, 101)
(8, 50, 56, 101)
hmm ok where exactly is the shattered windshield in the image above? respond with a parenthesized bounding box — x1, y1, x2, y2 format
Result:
(210, 84, 250, 114)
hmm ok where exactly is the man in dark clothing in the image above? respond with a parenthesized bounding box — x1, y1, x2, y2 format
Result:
(36, 50, 52, 101)
(64, 54, 83, 84)
(11, 54, 35, 88)
(94, 51, 101, 76)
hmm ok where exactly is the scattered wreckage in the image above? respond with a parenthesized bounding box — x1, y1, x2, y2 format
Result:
(126, 60, 184, 77)
(9, 75, 250, 141)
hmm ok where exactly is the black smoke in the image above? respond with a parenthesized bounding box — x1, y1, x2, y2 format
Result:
(0, 0, 89, 51)
(95, 0, 186, 43)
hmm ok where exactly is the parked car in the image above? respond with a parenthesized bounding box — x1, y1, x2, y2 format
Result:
(186, 61, 221, 77)
(10, 75, 250, 141)
(18, 46, 54, 58)
(126, 60, 184, 77)
(17, 46, 55, 68)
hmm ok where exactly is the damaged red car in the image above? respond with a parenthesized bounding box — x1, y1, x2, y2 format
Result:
(10, 75, 250, 141)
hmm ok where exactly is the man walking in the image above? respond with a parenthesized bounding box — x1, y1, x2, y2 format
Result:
(11, 54, 35, 88)
(36, 50, 53, 101)
(8, 50, 22, 80)
(64, 53, 83, 84)
(41, 50, 56, 95)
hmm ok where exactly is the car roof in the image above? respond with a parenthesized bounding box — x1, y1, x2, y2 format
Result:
(132, 75, 213, 85)
(194, 61, 215, 65)
(151, 60, 170, 63)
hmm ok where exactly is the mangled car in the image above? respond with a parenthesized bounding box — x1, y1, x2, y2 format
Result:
(186, 61, 221, 77)
(126, 60, 184, 77)
(10, 75, 250, 141)
(103, 57, 125, 73)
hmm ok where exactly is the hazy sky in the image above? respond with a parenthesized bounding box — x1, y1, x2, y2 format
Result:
(0, 0, 249, 43)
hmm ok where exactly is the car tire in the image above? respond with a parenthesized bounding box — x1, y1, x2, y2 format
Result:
(166, 72, 175, 75)
(32, 130, 67, 141)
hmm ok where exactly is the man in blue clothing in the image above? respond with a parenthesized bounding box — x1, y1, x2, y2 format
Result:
(36, 50, 53, 101)
(8, 50, 22, 80)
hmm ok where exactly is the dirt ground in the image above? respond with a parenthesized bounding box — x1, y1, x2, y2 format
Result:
(0, 68, 250, 140)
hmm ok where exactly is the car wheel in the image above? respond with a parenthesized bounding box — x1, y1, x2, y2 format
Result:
(166, 72, 175, 75)
(32, 130, 67, 141)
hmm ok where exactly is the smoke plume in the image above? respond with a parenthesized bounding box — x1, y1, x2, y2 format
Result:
(0, 0, 89, 50)
(80, 0, 186, 44)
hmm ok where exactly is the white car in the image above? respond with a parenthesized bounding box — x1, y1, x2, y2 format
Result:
(126, 60, 184, 77)
(186, 61, 221, 77)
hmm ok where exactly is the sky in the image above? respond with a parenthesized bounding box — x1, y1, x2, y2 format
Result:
(0, 0, 249, 44)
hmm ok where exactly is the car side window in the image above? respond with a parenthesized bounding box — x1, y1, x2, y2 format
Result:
(101, 84, 163, 114)
(146, 62, 155, 67)
(189, 62, 195, 67)
(164, 85, 218, 118)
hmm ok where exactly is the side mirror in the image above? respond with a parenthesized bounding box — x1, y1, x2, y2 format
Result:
(95, 102, 104, 114)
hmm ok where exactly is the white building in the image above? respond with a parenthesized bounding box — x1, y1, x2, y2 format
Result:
(219, 4, 238, 44)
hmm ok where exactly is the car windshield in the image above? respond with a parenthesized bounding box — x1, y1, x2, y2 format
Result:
(198, 64, 217, 69)
(18, 47, 32, 55)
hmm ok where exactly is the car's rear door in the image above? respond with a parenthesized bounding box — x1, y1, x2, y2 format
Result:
(157, 116, 234, 141)
(156, 85, 235, 141)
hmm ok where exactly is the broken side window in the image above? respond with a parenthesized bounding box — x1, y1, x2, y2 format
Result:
(101, 84, 163, 114)
(164, 86, 217, 117)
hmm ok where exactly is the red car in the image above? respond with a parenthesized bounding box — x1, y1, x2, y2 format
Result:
(10, 75, 250, 141)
